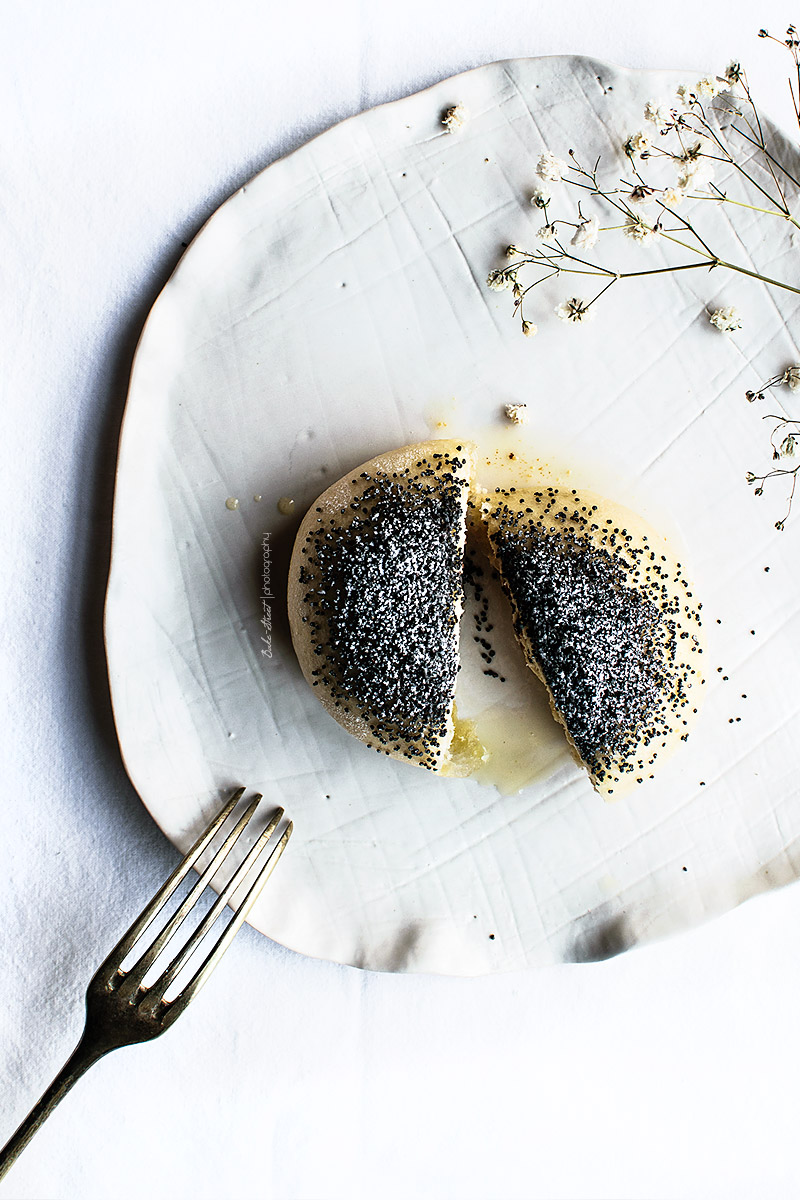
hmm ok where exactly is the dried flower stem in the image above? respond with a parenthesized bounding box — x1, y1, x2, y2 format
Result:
(759, 25, 800, 130)
(747, 413, 800, 530)
(744, 366, 800, 527)
(673, 93, 796, 215)
(501, 153, 800, 330)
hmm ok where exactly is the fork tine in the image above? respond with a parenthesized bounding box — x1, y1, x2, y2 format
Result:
(94, 786, 246, 982)
(155, 820, 293, 1022)
(142, 810, 288, 1011)
(113, 794, 268, 998)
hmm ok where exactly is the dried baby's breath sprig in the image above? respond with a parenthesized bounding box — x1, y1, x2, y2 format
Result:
(744, 366, 800, 525)
(602, 43, 800, 239)
(489, 33, 800, 343)
(494, 142, 800, 339)
(757, 25, 800, 129)
(745, 365, 800, 402)
(666, 53, 800, 229)
(746, 413, 800, 528)
(483, 29, 800, 527)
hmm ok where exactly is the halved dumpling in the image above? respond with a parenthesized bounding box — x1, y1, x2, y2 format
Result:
(475, 483, 706, 797)
(288, 441, 706, 795)
(288, 440, 475, 772)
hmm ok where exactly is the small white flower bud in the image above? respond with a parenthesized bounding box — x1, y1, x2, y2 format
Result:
(486, 269, 511, 292)
(570, 215, 599, 250)
(624, 214, 657, 245)
(784, 366, 800, 391)
(555, 297, 594, 323)
(695, 76, 723, 99)
(536, 151, 567, 183)
(708, 305, 742, 333)
(442, 104, 467, 133)
(625, 131, 651, 159)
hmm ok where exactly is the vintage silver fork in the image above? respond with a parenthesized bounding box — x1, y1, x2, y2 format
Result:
(0, 786, 292, 1181)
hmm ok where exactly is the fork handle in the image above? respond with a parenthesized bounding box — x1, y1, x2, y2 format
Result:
(0, 1031, 109, 1182)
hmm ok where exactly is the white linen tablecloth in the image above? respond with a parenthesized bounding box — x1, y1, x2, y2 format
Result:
(3, 2, 800, 1197)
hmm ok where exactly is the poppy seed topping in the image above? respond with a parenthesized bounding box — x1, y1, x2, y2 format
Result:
(287, 442, 705, 796)
(479, 486, 705, 795)
(288, 442, 473, 770)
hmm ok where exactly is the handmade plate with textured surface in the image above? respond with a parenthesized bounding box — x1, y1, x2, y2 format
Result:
(105, 55, 800, 973)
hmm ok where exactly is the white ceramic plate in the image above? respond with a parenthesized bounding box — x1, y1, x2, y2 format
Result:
(105, 55, 800, 973)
